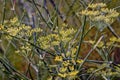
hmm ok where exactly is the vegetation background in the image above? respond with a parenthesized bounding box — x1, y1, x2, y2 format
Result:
(0, 0, 120, 80)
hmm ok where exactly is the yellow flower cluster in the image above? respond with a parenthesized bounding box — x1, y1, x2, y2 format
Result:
(58, 73, 67, 78)
(15, 43, 32, 54)
(62, 60, 70, 67)
(88, 40, 114, 48)
(2, 17, 81, 79)
(68, 70, 79, 76)
(6, 27, 21, 36)
(59, 67, 67, 73)
(66, 47, 78, 57)
(88, 40, 104, 48)
(76, 59, 83, 64)
(38, 34, 60, 49)
(54, 55, 83, 78)
(58, 70, 79, 78)
(81, 10, 99, 16)
(87, 36, 120, 48)
(25, 27, 42, 36)
(110, 36, 120, 42)
(88, 64, 120, 77)
(81, 3, 119, 24)
(38, 27, 76, 50)
(3, 17, 42, 40)
(10, 17, 18, 24)
(54, 56, 63, 62)
(88, 3, 106, 9)
(2, 17, 42, 55)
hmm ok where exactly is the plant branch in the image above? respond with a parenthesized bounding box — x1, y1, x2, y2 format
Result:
(31, 0, 52, 29)
(78, 35, 104, 70)
(75, 16, 86, 60)
(2, 0, 6, 24)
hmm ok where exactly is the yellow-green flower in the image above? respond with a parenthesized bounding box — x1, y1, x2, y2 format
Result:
(88, 40, 95, 44)
(71, 48, 77, 57)
(68, 70, 79, 76)
(59, 67, 67, 73)
(80, 3, 119, 25)
(15, 50, 20, 53)
(88, 40, 104, 48)
(51, 41, 60, 46)
(69, 66, 74, 71)
(97, 41, 104, 48)
(66, 51, 71, 57)
(76, 59, 83, 64)
(58, 73, 67, 78)
(62, 23, 68, 27)
(63, 60, 70, 67)
(88, 3, 106, 9)
(54, 56, 63, 62)
(110, 37, 117, 42)
(10, 17, 18, 23)
(117, 38, 120, 42)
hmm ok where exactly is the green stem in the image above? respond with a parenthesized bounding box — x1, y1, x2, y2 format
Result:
(78, 36, 104, 70)
(31, 0, 52, 29)
(75, 16, 86, 61)
(87, 67, 105, 80)
(2, 0, 6, 24)
(0, 57, 29, 80)
(83, 26, 94, 38)
(86, 59, 109, 64)
(114, 6, 120, 9)
(107, 24, 119, 38)
(66, 0, 77, 19)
